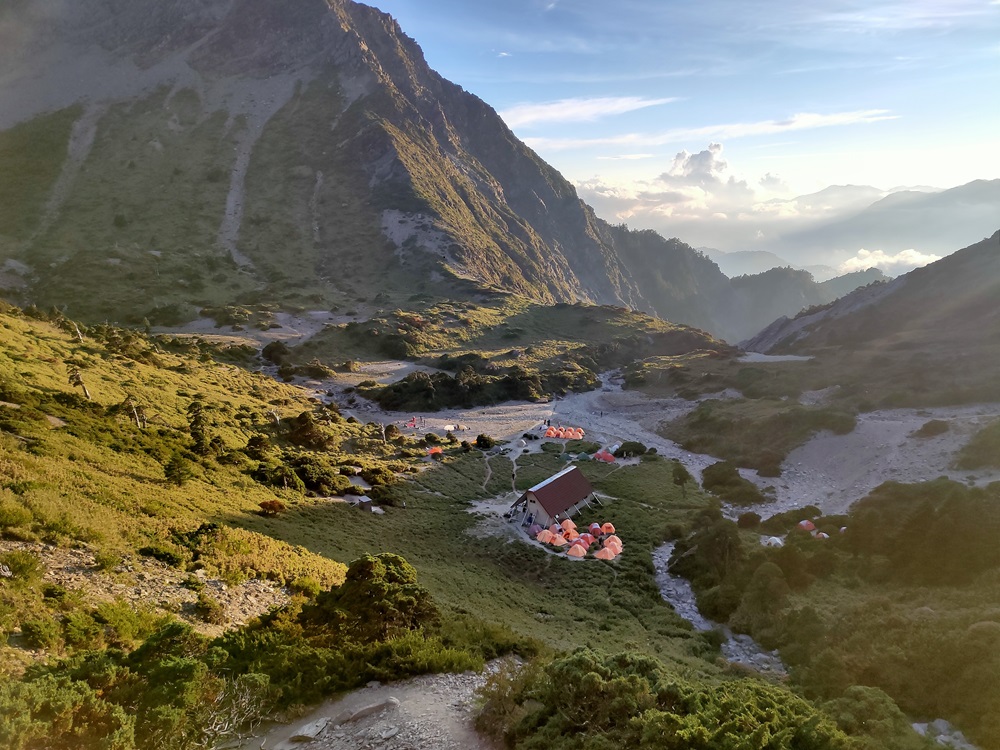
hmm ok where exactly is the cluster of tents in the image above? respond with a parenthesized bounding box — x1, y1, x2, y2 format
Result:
(530, 518, 623, 560)
(762, 519, 845, 547)
(544, 425, 586, 440)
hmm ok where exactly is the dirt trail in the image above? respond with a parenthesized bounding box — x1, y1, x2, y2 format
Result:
(258, 667, 500, 750)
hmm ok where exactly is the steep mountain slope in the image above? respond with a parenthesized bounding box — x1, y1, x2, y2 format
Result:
(817, 267, 887, 299)
(745, 231, 1000, 405)
(0, 0, 887, 342)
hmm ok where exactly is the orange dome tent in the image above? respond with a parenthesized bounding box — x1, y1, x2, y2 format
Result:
(604, 534, 622, 548)
(536, 530, 555, 543)
(566, 544, 587, 558)
(571, 537, 589, 550)
(565, 530, 580, 541)
(545, 428, 557, 438)
(427, 446, 443, 455)
(601, 522, 616, 534)
(594, 547, 617, 560)
(579, 533, 596, 546)
(551, 535, 569, 547)
(560, 518, 577, 532)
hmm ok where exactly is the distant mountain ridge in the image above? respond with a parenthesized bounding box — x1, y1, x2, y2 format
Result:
(744, 231, 1000, 354)
(773, 180, 1000, 265)
(0, 0, 916, 343)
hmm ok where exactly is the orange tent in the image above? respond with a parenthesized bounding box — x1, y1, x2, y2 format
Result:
(605, 541, 623, 555)
(536, 530, 555, 543)
(545, 428, 557, 438)
(595, 451, 615, 463)
(571, 537, 589, 549)
(555, 429, 566, 438)
(560, 518, 577, 532)
(577, 429, 585, 437)
(565, 530, 580, 541)
(566, 545, 587, 558)
(594, 547, 617, 560)
(604, 534, 622, 548)
(579, 533, 596, 546)
(601, 522, 616, 534)
(427, 446, 443, 455)
(551, 535, 569, 547)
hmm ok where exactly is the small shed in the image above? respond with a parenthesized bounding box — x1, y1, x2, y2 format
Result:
(511, 466, 595, 528)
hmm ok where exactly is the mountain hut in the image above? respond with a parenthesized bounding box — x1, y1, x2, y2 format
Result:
(511, 466, 595, 528)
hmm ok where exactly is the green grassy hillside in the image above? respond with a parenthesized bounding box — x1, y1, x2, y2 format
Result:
(0, 302, 937, 749)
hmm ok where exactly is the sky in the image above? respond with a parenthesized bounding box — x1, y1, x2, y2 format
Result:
(367, 0, 1000, 267)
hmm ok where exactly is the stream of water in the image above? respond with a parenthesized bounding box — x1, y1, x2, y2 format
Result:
(653, 547, 979, 749)
(653, 543, 786, 675)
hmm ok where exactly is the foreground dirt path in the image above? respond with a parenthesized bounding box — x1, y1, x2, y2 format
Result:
(260, 667, 499, 750)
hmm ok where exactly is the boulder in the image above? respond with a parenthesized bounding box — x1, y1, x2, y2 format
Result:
(288, 717, 330, 742)
(335, 696, 400, 725)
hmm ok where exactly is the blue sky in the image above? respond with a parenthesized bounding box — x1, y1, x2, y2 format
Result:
(368, 0, 1000, 258)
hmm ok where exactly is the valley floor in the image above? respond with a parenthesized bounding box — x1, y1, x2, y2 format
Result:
(748, 402, 1000, 518)
(310, 362, 1000, 521)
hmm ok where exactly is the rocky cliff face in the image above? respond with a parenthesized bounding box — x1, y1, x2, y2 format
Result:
(0, 0, 878, 340)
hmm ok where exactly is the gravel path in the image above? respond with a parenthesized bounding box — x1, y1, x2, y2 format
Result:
(260, 667, 501, 750)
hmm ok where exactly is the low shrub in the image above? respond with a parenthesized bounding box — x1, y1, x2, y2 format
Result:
(22, 617, 62, 650)
(137, 544, 185, 567)
(195, 593, 226, 625)
(0, 550, 44, 582)
(913, 419, 949, 438)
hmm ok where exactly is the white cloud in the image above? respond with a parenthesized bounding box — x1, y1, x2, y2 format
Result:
(523, 109, 897, 150)
(577, 143, 756, 225)
(813, 2, 1000, 32)
(759, 172, 789, 192)
(660, 142, 729, 187)
(839, 248, 942, 274)
(497, 51, 512, 58)
(596, 153, 656, 161)
(499, 96, 676, 128)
